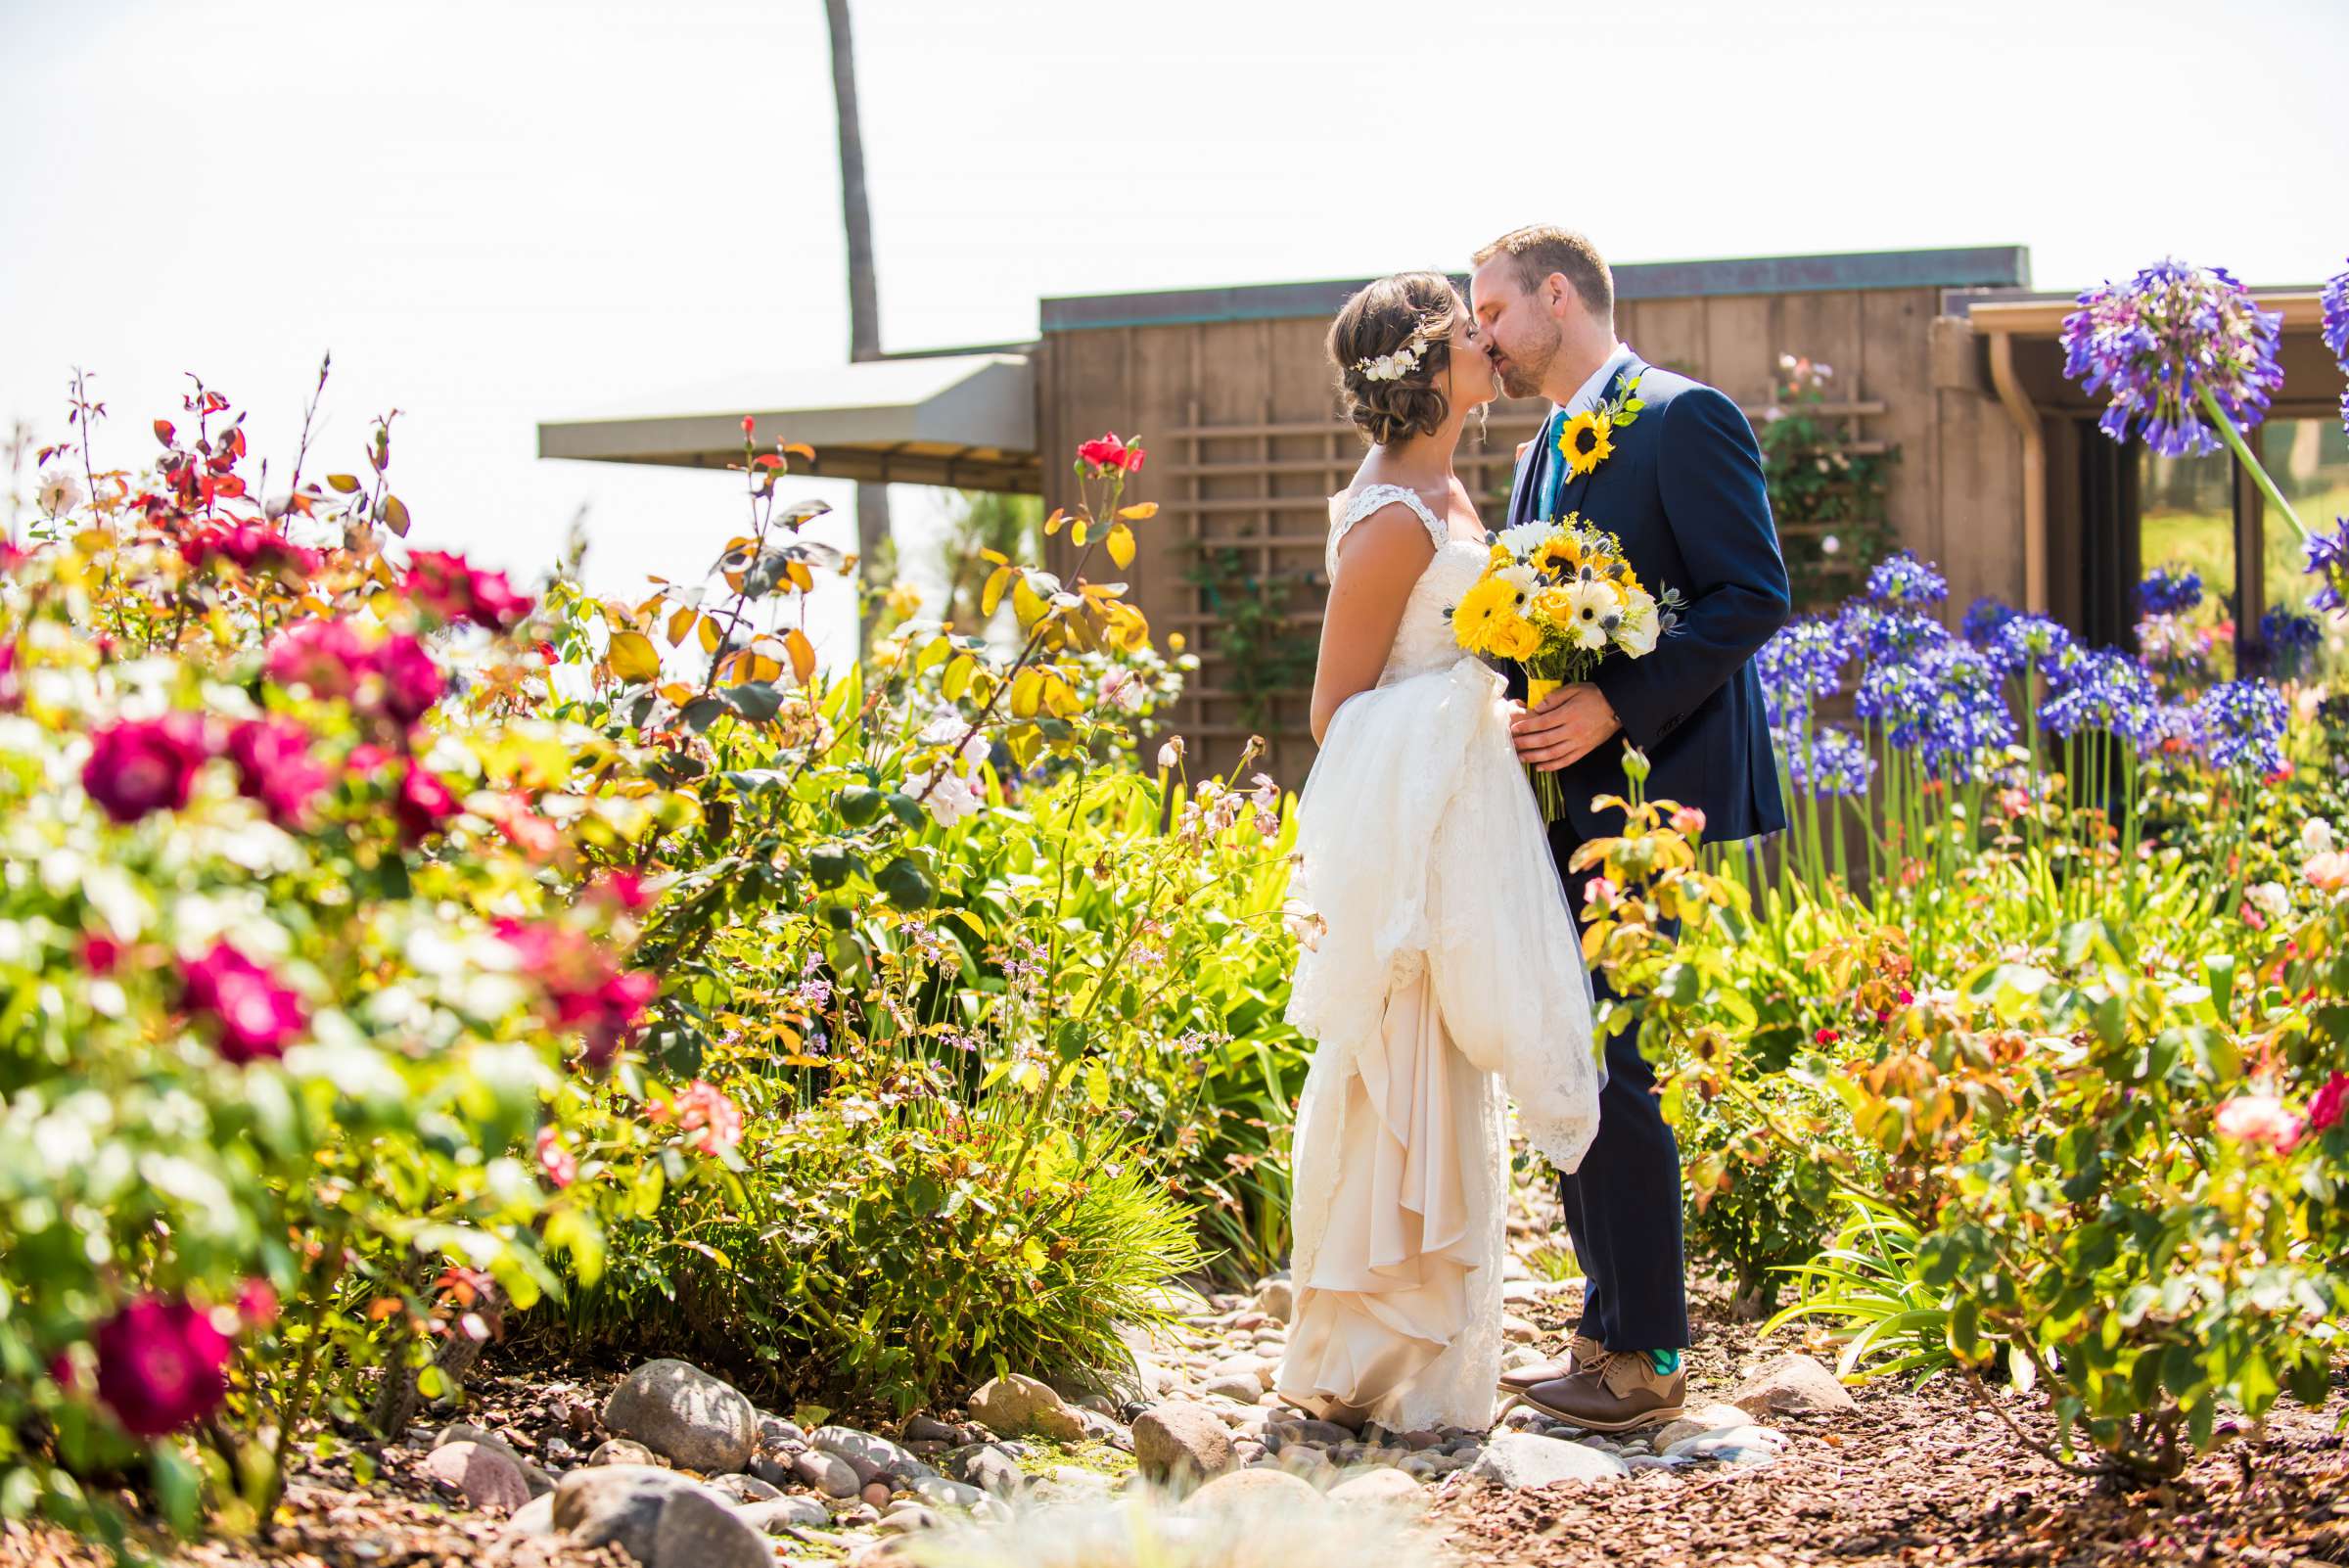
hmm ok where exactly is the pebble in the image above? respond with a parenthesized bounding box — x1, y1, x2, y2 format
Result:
(590, 1439, 658, 1468)
(420, 1442, 530, 1511)
(860, 1481, 893, 1509)
(794, 1450, 862, 1498)
(1133, 1400, 1235, 1483)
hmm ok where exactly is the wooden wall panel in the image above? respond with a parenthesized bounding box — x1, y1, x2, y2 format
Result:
(1860, 288, 1942, 572)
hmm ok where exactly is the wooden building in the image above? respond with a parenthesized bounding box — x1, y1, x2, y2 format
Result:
(539, 245, 2347, 782)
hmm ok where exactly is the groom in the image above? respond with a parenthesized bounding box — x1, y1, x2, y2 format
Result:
(1469, 226, 1790, 1431)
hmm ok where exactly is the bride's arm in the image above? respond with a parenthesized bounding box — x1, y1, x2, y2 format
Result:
(1309, 505, 1436, 746)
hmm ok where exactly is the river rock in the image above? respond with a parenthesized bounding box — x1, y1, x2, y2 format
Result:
(601, 1360, 758, 1473)
(735, 1495, 830, 1532)
(756, 1413, 806, 1449)
(433, 1423, 555, 1497)
(1727, 1355, 1857, 1418)
(1265, 1416, 1352, 1450)
(1133, 1400, 1233, 1483)
(1466, 1431, 1629, 1488)
(860, 1481, 893, 1509)
(1252, 1275, 1294, 1323)
(944, 1442, 1025, 1497)
(422, 1441, 531, 1510)
(966, 1374, 1086, 1441)
(1326, 1466, 1428, 1512)
(903, 1414, 961, 1445)
(1183, 1467, 1321, 1512)
(794, 1449, 862, 1497)
(550, 1464, 768, 1568)
(1651, 1403, 1758, 1453)
(814, 1425, 929, 1487)
(911, 1475, 986, 1510)
(504, 1492, 556, 1537)
(590, 1438, 658, 1468)
(1664, 1424, 1789, 1464)
(703, 1471, 783, 1504)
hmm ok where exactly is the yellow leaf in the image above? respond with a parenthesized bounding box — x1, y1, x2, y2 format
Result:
(981, 565, 1015, 618)
(1085, 1061, 1111, 1110)
(1009, 668, 1044, 718)
(1117, 502, 1158, 520)
(658, 682, 696, 703)
(979, 548, 1010, 566)
(1070, 519, 1088, 548)
(1106, 523, 1136, 570)
(785, 627, 817, 684)
(786, 561, 814, 594)
(784, 442, 814, 462)
(916, 636, 952, 673)
(943, 653, 976, 700)
(698, 615, 721, 654)
(1011, 576, 1046, 627)
(608, 630, 661, 683)
(666, 604, 696, 647)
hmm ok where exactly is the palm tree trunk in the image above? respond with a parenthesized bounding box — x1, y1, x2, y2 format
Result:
(824, 0, 890, 650)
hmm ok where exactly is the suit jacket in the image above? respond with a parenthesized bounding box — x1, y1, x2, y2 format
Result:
(1504, 357, 1791, 849)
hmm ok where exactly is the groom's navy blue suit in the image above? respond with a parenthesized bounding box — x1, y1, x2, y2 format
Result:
(1505, 356, 1790, 1353)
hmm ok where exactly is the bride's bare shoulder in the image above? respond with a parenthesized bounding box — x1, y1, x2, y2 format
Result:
(1327, 491, 1440, 581)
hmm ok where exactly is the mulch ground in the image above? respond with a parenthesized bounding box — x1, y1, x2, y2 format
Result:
(1433, 1284, 2349, 1568)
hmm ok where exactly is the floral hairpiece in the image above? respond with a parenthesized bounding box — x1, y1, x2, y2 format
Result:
(1355, 336, 1427, 383)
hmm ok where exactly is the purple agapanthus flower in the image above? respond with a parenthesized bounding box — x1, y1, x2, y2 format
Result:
(2260, 605, 2323, 678)
(1756, 616, 1855, 726)
(2136, 566, 2204, 618)
(1777, 723, 1874, 799)
(2039, 649, 2158, 745)
(1855, 642, 2014, 777)
(1960, 596, 2019, 648)
(2191, 678, 2289, 776)
(2306, 518, 2349, 617)
(1865, 550, 1950, 610)
(2322, 259, 2349, 364)
(1852, 605, 1951, 665)
(1986, 614, 2078, 683)
(2060, 258, 2285, 458)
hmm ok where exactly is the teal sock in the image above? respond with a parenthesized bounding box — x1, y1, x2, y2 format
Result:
(1646, 1349, 1682, 1375)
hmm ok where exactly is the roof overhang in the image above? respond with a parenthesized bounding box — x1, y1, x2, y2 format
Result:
(536, 352, 1039, 492)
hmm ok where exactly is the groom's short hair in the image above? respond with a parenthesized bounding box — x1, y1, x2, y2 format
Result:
(1473, 226, 1613, 322)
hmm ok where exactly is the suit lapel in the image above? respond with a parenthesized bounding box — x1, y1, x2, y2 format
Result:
(1554, 358, 1643, 521)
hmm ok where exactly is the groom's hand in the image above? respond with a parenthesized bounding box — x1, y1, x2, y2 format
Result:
(1511, 684, 1621, 771)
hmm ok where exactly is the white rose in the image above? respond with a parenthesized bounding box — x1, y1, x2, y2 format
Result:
(2301, 816, 2335, 855)
(1615, 590, 1660, 657)
(2246, 881, 2291, 920)
(909, 768, 984, 828)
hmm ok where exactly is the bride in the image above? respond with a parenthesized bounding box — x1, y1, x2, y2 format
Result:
(1272, 272, 1604, 1434)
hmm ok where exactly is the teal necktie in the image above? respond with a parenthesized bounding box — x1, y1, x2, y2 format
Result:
(1533, 406, 1568, 524)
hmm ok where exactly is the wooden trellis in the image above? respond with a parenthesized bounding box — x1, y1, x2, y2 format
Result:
(1162, 392, 1890, 779)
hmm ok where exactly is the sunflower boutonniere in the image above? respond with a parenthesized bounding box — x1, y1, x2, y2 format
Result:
(1553, 371, 1646, 481)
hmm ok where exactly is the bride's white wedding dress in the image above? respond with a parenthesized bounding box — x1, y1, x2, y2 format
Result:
(1274, 484, 1604, 1434)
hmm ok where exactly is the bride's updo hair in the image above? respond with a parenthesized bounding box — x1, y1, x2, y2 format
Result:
(1329, 271, 1461, 447)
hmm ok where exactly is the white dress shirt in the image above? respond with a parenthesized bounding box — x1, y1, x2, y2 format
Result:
(1560, 341, 1637, 418)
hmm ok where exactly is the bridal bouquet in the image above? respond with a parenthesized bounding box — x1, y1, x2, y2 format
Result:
(1450, 515, 1682, 819)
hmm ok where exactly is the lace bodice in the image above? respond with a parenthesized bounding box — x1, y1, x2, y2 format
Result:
(1326, 484, 1491, 687)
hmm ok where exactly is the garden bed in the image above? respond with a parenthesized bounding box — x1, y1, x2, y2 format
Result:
(1436, 1285, 2349, 1568)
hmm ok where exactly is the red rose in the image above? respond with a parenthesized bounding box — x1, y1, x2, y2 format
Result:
(182, 941, 306, 1063)
(366, 633, 444, 727)
(236, 1279, 279, 1328)
(0, 638, 18, 712)
(405, 549, 535, 633)
(80, 933, 121, 975)
(535, 1126, 577, 1189)
(393, 762, 459, 844)
(1814, 1028, 1839, 1045)
(1077, 432, 1137, 473)
(83, 715, 215, 824)
(226, 717, 328, 829)
(92, 1297, 232, 1438)
(2310, 1071, 2348, 1133)
(265, 621, 369, 701)
(588, 871, 656, 913)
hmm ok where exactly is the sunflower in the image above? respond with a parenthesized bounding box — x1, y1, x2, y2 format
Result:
(1556, 411, 1614, 478)
(1451, 573, 1528, 657)
(1533, 531, 1583, 578)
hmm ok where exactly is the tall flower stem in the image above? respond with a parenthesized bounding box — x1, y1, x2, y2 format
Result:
(2197, 385, 2307, 541)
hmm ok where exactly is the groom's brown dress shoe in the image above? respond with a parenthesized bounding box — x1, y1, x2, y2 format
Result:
(1513, 1350, 1685, 1433)
(1497, 1332, 1604, 1392)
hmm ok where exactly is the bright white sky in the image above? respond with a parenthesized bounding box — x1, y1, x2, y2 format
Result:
(5, 0, 2346, 665)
